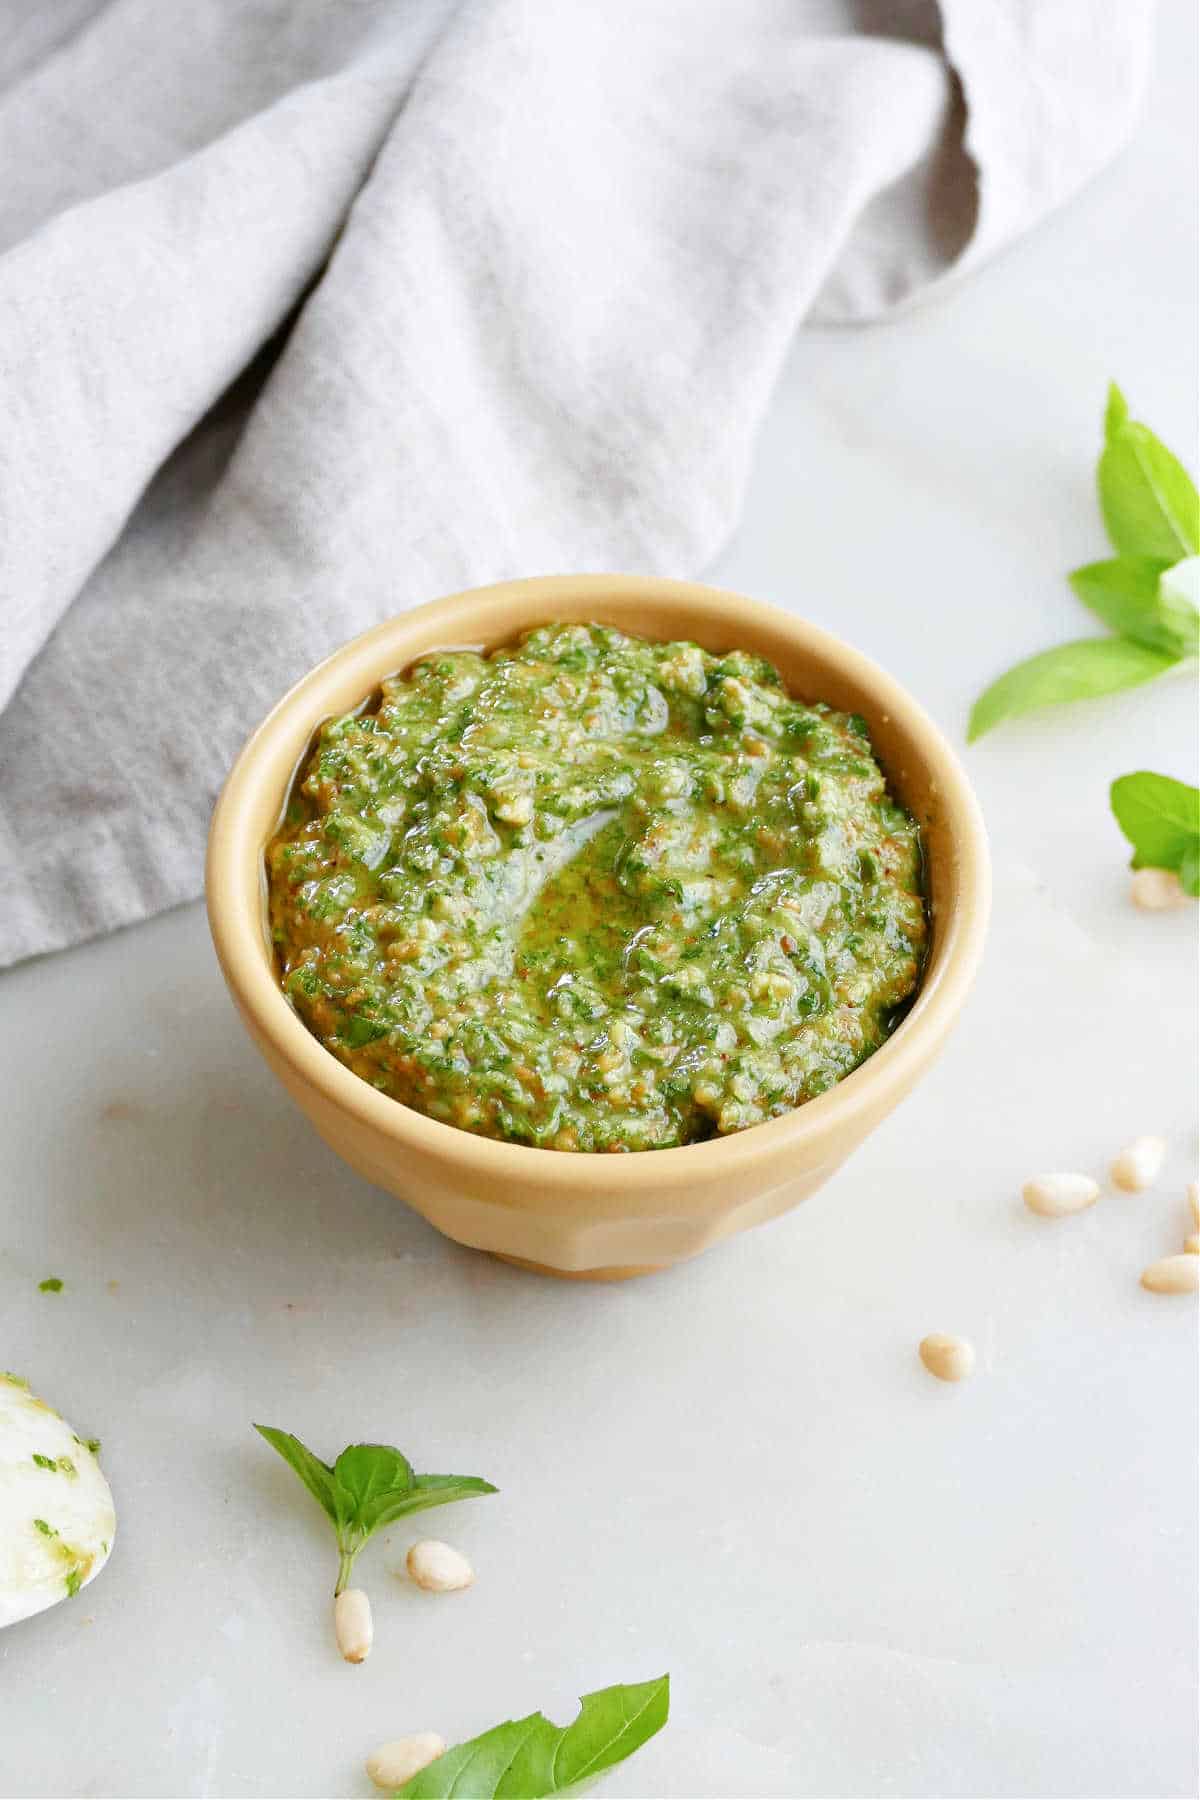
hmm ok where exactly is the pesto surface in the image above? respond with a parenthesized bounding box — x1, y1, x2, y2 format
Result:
(267, 624, 926, 1151)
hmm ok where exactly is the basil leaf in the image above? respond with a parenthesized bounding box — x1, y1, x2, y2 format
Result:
(1099, 383, 1199, 562)
(334, 1459, 497, 1537)
(385, 1471, 500, 1520)
(395, 1676, 670, 1798)
(333, 1443, 415, 1532)
(1110, 771, 1200, 894)
(967, 639, 1176, 742)
(255, 1425, 497, 1593)
(254, 1424, 340, 1524)
(1068, 556, 1199, 657)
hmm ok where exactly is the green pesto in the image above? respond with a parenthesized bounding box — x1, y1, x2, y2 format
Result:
(266, 624, 926, 1152)
(35, 1455, 76, 1477)
(38, 1277, 63, 1293)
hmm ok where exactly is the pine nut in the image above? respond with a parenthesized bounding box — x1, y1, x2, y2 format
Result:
(334, 1587, 373, 1663)
(1183, 1235, 1199, 1255)
(1110, 1136, 1166, 1192)
(1140, 1255, 1200, 1295)
(1188, 1182, 1199, 1227)
(1022, 1173, 1100, 1217)
(1130, 868, 1187, 910)
(406, 1539, 474, 1593)
(918, 1334, 975, 1382)
(366, 1734, 446, 1791)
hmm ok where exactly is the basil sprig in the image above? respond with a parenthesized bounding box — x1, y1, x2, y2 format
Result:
(394, 1676, 670, 1799)
(969, 385, 1198, 740)
(254, 1424, 496, 1594)
(1111, 772, 1200, 896)
(1097, 383, 1199, 562)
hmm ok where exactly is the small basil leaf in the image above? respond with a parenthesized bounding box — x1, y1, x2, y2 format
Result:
(333, 1443, 415, 1523)
(411, 1473, 499, 1499)
(256, 1426, 498, 1597)
(390, 1472, 499, 1522)
(337, 1473, 500, 1540)
(1110, 772, 1200, 889)
(254, 1425, 340, 1525)
(1105, 382, 1128, 436)
(395, 1676, 670, 1799)
(1068, 556, 1198, 656)
(1098, 383, 1199, 562)
(968, 638, 1176, 741)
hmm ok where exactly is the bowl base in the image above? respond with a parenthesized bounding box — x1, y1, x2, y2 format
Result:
(494, 1252, 666, 1282)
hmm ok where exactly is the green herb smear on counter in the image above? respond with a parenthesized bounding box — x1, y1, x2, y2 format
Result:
(267, 624, 927, 1151)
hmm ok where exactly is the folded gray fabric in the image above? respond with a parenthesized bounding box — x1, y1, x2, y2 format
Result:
(0, 0, 1151, 966)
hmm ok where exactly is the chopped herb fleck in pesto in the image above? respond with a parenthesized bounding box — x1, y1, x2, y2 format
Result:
(64, 1569, 82, 1597)
(38, 1277, 63, 1293)
(32, 1453, 57, 1470)
(33, 1518, 56, 1537)
(267, 624, 926, 1151)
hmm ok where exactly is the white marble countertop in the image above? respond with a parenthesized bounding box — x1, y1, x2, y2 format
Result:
(2, 7, 1196, 1796)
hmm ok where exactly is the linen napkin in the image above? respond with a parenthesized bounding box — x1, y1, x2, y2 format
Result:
(0, 0, 1152, 966)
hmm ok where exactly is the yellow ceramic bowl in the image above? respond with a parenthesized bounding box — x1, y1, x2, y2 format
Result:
(206, 575, 989, 1278)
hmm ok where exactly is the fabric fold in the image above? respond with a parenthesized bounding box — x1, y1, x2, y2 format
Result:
(0, 6, 459, 712)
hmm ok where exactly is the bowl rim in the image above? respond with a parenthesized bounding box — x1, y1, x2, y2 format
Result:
(206, 573, 990, 1191)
